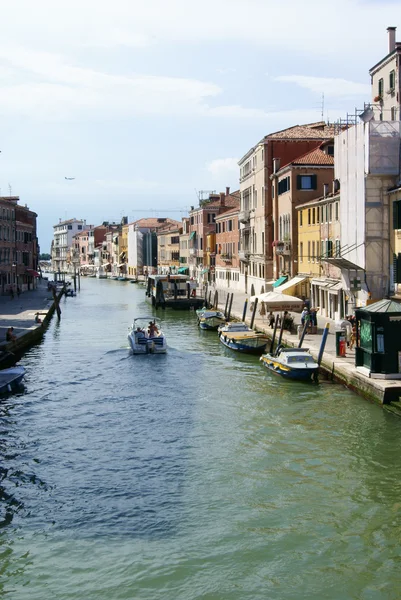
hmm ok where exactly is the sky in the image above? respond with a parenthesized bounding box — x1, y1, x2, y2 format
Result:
(0, 0, 399, 251)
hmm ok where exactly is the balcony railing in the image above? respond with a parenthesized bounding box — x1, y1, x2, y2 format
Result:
(221, 253, 233, 262)
(275, 241, 291, 256)
(238, 250, 250, 262)
(238, 209, 250, 224)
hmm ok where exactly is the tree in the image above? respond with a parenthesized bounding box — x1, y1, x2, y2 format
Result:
(39, 253, 51, 260)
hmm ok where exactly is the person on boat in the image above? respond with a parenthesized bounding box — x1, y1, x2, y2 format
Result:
(148, 321, 159, 337)
(6, 327, 17, 342)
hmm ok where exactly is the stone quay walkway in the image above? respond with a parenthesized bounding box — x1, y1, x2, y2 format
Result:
(204, 285, 401, 407)
(0, 280, 55, 349)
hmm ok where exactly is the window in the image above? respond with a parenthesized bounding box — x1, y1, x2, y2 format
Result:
(378, 78, 384, 97)
(272, 184, 275, 199)
(316, 206, 320, 223)
(262, 231, 264, 252)
(312, 241, 315, 262)
(335, 239, 341, 257)
(78, 225, 82, 230)
(329, 203, 333, 222)
(335, 202, 339, 221)
(299, 242, 303, 262)
(254, 189, 257, 208)
(312, 208, 315, 225)
(389, 70, 395, 91)
(261, 149, 264, 160)
(297, 174, 317, 190)
(299, 211, 303, 227)
(308, 208, 311, 225)
(278, 177, 290, 195)
(391, 106, 397, 120)
(327, 240, 333, 257)
(308, 241, 311, 262)
(68, 225, 72, 230)
(327, 145, 334, 156)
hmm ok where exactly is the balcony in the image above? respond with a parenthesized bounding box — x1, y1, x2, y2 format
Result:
(275, 241, 291, 256)
(221, 253, 232, 262)
(239, 250, 250, 262)
(239, 209, 250, 224)
(189, 248, 196, 256)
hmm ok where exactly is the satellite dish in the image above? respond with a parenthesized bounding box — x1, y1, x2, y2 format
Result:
(359, 107, 374, 123)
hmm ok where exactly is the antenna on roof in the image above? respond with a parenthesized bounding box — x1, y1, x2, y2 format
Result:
(8, 183, 11, 196)
(321, 93, 325, 121)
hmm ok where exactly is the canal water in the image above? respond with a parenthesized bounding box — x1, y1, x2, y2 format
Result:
(1, 279, 401, 599)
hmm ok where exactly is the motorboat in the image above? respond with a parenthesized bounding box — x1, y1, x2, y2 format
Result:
(260, 347, 319, 381)
(128, 317, 167, 354)
(198, 310, 226, 330)
(117, 276, 128, 281)
(218, 322, 269, 353)
(0, 366, 26, 394)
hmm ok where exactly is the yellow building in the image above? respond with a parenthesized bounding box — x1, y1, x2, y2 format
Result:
(296, 191, 344, 319)
(119, 224, 128, 275)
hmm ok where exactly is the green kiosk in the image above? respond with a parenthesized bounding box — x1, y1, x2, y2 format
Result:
(355, 299, 401, 379)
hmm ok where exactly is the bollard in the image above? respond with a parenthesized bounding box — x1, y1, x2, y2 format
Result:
(250, 297, 258, 330)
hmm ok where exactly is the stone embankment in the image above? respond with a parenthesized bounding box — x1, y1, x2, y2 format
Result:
(0, 281, 63, 367)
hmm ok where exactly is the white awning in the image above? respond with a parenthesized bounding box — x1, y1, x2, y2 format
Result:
(311, 278, 342, 292)
(274, 275, 307, 293)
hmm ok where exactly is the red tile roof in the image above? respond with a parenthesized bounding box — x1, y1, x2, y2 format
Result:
(290, 148, 334, 166)
(197, 190, 240, 211)
(132, 217, 181, 229)
(266, 121, 337, 140)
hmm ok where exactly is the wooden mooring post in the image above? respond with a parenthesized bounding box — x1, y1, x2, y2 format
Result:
(52, 286, 61, 319)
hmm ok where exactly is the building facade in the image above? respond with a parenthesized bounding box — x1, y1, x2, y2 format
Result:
(238, 122, 336, 295)
(157, 222, 181, 273)
(178, 218, 190, 273)
(335, 119, 400, 307)
(370, 27, 401, 121)
(51, 218, 87, 273)
(188, 188, 240, 282)
(271, 145, 334, 280)
(215, 205, 241, 292)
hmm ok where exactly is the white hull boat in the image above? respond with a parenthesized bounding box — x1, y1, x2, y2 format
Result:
(128, 317, 167, 354)
(0, 366, 26, 393)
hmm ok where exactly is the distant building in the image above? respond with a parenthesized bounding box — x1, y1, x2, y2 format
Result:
(127, 218, 178, 277)
(157, 221, 182, 273)
(51, 218, 87, 273)
(215, 201, 241, 292)
(178, 218, 190, 274)
(188, 188, 240, 283)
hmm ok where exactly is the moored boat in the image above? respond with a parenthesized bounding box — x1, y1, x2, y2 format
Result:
(198, 310, 226, 330)
(260, 347, 318, 380)
(218, 322, 269, 353)
(0, 366, 26, 394)
(128, 317, 167, 354)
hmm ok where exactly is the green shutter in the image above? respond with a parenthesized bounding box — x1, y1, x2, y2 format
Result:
(311, 174, 317, 190)
(393, 201, 398, 229)
(297, 175, 302, 190)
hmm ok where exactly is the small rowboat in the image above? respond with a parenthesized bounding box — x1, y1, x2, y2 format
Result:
(218, 322, 269, 353)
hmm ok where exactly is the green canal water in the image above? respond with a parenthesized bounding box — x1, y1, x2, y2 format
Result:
(1, 279, 401, 599)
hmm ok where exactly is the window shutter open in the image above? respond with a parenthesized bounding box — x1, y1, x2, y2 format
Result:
(297, 175, 302, 189)
(311, 174, 317, 190)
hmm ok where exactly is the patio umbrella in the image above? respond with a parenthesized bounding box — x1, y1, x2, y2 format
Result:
(249, 291, 303, 311)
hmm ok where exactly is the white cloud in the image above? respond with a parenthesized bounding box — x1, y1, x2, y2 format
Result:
(207, 158, 239, 177)
(0, 0, 396, 58)
(0, 45, 269, 120)
(274, 75, 370, 97)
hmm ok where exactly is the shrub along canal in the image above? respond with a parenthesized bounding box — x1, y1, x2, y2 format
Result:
(1, 278, 401, 599)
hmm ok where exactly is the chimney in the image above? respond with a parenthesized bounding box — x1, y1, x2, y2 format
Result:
(323, 183, 329, 197)
(273, 158, 280, 174)
(388, 27, 396, 53)
(220, 192, 225, 207)
(226, 186, 230, 196)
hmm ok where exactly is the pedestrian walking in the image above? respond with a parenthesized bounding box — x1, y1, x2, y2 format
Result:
(17, 286, 21, 298)
(9, 287, 14, 300)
